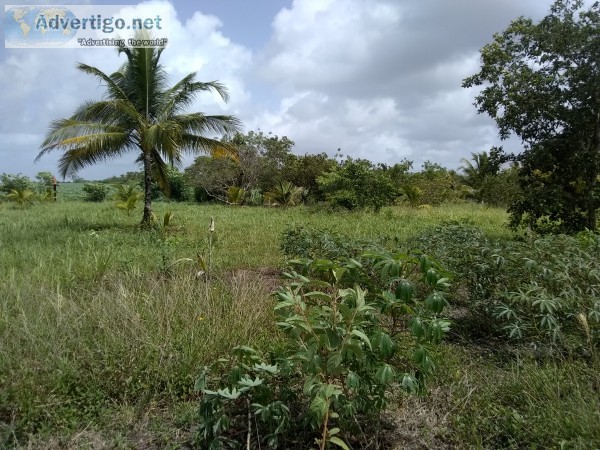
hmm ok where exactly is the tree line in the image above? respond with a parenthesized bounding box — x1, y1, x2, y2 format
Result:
(5, 0, 597, 234)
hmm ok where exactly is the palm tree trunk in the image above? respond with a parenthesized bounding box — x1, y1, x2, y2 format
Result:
(141, 150, 153, 227)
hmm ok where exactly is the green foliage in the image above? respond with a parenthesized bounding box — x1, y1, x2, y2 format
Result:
(186, 131, 309, 205)
(280, 226, 387, 261)
(37, 189, 54, 203)
(34, 171, 55, 193)
(446, 353, 600, 448)
(186, 155, 239, 202)
(82, 183, 109, 202)
(463, 0, 600, 231)
(101, 171, 142, 185)
(401, 185, 423, 208)
(113, 183, 142, 215)
(0, 173, 34, 193)
(318, 158, 399, 212)
(6, 188, 36, 208)
(37, 31, 241, 226)
(225, 130, 297, 192)
(197, 250, 451, 448)
(460, 148, 506, 189)
(478, 167, 521, 207)
(509, 138, 600, 233)
(159, 166, 192, 202)
(246, 188, 264, 206)
(226, 186, 246, 205)
(407, 162, 465, 206)
(264, 181, 304, 206)
(415, 222, 600, 355)
(488, 233, 600, 353)
(284, 153, 337, 203)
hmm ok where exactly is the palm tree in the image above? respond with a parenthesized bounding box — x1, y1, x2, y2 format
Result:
(459, 151, 492, 189)
(264, 181, 304, 206)
(6, 188, 35, 209)
(37, 36, 241, 226)
(113, 183, 142, 216)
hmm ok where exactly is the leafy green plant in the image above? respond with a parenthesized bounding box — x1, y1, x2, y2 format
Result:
(113, 183, 142, 215)
(34, 171, 55, 194)
(82, 183, 109, 202)
(317, 158, 399, 212)
(226, 186, 246, 205)
(37, 188, 54, 203)
(197, 249, 451, 448)
(0, 173, 34, 194)
(401, 185, 423, 208)
(264, 181, 304, 206)
(489, 233, 600, 353)
(280, 226, 387, 261)
(463, 0, 600, 232)
(415, 222, 600, 355)
(6, 188, 35, 208)
(246, 188, 264, 206)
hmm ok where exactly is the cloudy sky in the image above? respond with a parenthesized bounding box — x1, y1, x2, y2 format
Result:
(2, 0, 554, 180)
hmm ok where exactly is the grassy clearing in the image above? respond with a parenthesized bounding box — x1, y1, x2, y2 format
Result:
(1, 201, 597, 448)
(54, 182, 88, 202)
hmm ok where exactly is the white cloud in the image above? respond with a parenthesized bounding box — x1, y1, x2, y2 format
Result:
(0, 1, 253, 178)
(0, 0, 556, 179)
(251, 0, 551, 169)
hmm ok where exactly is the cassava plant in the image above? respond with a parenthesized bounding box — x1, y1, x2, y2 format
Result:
(196, 249, 451, 448)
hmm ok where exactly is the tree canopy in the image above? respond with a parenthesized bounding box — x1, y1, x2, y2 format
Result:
(37, 33, 241, 225)
(463, 0, 600, 232)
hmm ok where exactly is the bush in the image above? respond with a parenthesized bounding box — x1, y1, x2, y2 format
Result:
(0, 173, 34, 194)
(197, 251, 451, 448)
(82, 183, 109, 202)
(280, 226, 387, 260)
(317, 158, 399, 212)
(478, 168, 520, 207)
(413, 222, 600, 356)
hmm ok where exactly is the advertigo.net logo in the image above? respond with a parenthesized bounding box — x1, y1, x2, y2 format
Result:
(5, 4, 171, 48)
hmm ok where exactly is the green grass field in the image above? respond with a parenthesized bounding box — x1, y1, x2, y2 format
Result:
(1, 201, 598, 448)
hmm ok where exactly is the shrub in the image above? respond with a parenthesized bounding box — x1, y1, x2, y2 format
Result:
(280, 226, 387, 261)
(478, 168, 520, 207)
(226, 186, 246, 205)
(413, 222, 600, 356)
(6, 188, 35, 208)
(113, 184, 142, 215)
(246, 188, 264, 206)
(82, 183, 109, 202)
(0, 173, 34, 194)
(317, 158, 399, 212)
(264, 181, 304, 206)
(196, 252, 451, 448)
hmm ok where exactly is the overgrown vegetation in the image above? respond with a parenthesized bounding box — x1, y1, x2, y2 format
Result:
(0, 201, 597, 448)
(197, 250, 450, 448)
(4, 2, 600, 448)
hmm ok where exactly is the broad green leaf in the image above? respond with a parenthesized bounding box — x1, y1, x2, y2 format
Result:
(329, 436, 350, 450)
(410, 318, 424, 338)
(396, 280, 414, 302)
(378, 332, 395, 357)
(254, 363, 278, 374)
(350, 329, 372, 349)
(346, 371, 360, 389)
(305, 291, 333, 302)
(333, 267, 348, 283)
(375, 364, 395, 383)
(309, 395, 329, 422)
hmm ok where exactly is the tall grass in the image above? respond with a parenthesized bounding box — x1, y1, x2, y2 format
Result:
(1, 201, 513, 446)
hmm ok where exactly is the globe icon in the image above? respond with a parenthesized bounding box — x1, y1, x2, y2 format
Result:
(5, 6, 78, 46)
